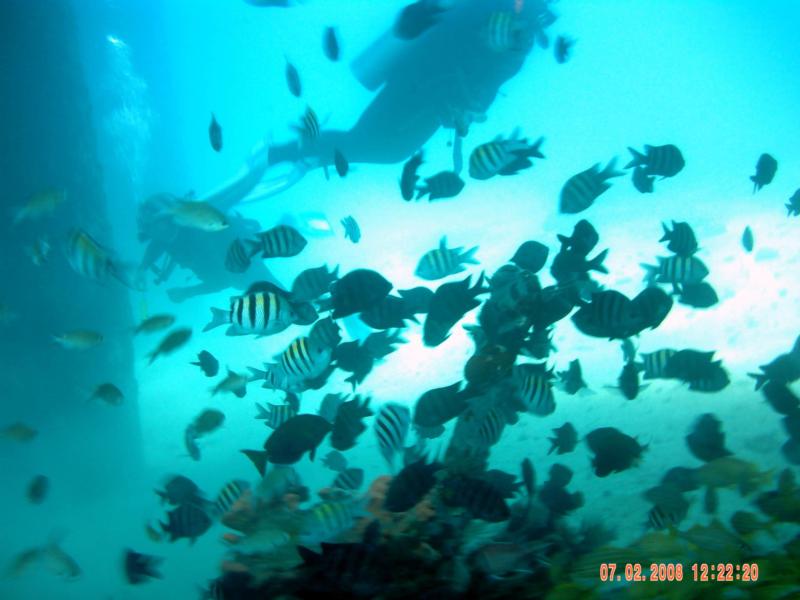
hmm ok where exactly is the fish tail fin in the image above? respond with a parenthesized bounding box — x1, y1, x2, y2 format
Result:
(588, 249, 609, 273)
(641, 263, 658, 284)
(658, 222, 671, 242)
(556, 233, 571, 247)
(625, 147, 646, 169)
(547, 437, 557, 455)
(748, 372, 767, 391)
(243, 238, 262, 258)
(203, 307, 229, 333)
(241, 449, 269, 476)
(247, 366, 266, 383)
(254, 402, 270, 419)
(528, 136, 545, 159)
(602, 156, 624, 179)
(461, 246, 480, 265)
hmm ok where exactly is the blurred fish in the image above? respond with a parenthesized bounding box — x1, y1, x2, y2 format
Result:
(468, 130, 543, 180)
(761, 381, 800, 415)
(416, 170, 465, 201)
(341, 215, 361, 243)
(557, 359, 587, 395)
(256, 401, 297, 429)
(25, 237, 51, 266)
(322, 449, 348, 472)
(155, 475, 203, 506)
(375, 403, 410, 470)
(394, 0, 446, 40)
(513, 362, 555, 415)
(632, 166, 654, 193)
(424, 274, 487, 346)
(686, 413, 731, 462)
(5, 548, 43, 578)
(621, 338, 637, 363)
(147, 328, 192, 364)
(135, 314, 176, 335)
(400, 151, 424, 201)
(185, 430, 201, 460)
(91, 383, 124, 406)
(224, 238, 252, 273)
(292, 106, 321, 145)
(751, 152, 777, 192)
(0, 422, 38, 442)
(520, 326, 556, 360)
(214, 480, 250, 516)
(323, 26, 340, 61)
(647, 504, 684, 531)
(161, 503, 212, 544)
(191, 409, 225, 437)
(549, 423, 577, 455)
(26, 475, 49, 504)
(168, 200, 229, 232)
(66, 229, 134, 287)
(559, 159, 623, 214)
(53, 330, 103, 350)
(626, 144, 685, 178)
(659, 221, 698, 257)
(442, 475, 510, 522)
(359, 295, 417, 329)
(730, 510, 776, 538)
(13, 188, 65, 224)
(556, 219, 599, 257)
(319, 394, 347, 425)
(42, 540, 81, 579)
(554, 35, 574, 63)
(414, 382, 467, 428)
(786, 189, 800, 216)
(695, 456, 772, 495)
(208, 113, 222, 152)
(124, 549, 163, 584)
(191, 350, 220, 377)
(144, 522, 162, 542)
(415, 236, 478, 280)
(331, 395, 373, 451)
(485, 10, 531, 53)
(749, 349, 800, 391)
(329, 269, 392, 318)
(617, 361, 644, 400)
(292, 265, 338, 303)
(332, 467, 364, 491)
(398, 286, 434, 315)
(211, 369, 248, 398)
(678, 281, 719, 308)
(703, 486, 719, 514)
(299, 499, 364, 545)
(285, 58, 302, 97)
(521, 458, 535, 497)
(245, 224, 307, 258)
(243, 414, 332, 473)
(586, 427, 647, 477)
(742, 226, 754, 253)
(333, 149, 348, 177)
(384, 460, 441, 512)
(510, 240, 548, 273)
(639, 348, 676, 379)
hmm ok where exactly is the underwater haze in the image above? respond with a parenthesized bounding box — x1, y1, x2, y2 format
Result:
(2, 0, 800, 598)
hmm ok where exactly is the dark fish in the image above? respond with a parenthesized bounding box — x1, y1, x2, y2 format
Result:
(557, 219, 599, 257)
(416, 170, 465, 201)
(330, 269, 392, 318)
(520, 326, 557, 360)
(662, 467, 700, 492)
(191, 351, 219, 377)
(292, 265, 338, 303)
(621, 338, 637, 363)
(285, 58, 302, 97)
(630, 286, 673, 330)
(468, 131, 544, 180)
(322, 450, 348, 472)
(160, 503, 212, 544)
(642, 255, 709, 288)
(441, 475, 510, 522)
(424, 274, 487, 346)
(26, 475, 49, 504)
(742, 226, 754, 253)
(323, 27, 340, 61)
(703, 486, 719, 514)
(375, 403, 410, 470)
(333, 149, 348, 177)
(686, 414, 731, 463)
(331, 395, 373, 451)
(666, 349, 730, 392)
(332, 468, 364, 491)
(521, 458, 535, 496)
(659, 221, 698, 257)
(550, 246, 608, 284)
(557, 359, 587, 395)
(155, 475, 203, 506)
(124, 549, 163, 584)
(510, 240, 549, 273)
(214, 480, 250, 516)
(413, 382, 467, 428)
(341, 216, 361, 243)
(632, 166, 654, 193)
(245, 225, 307, 258)
(513, 362, 555, 415)
(333, 341, 375, 389)
(243, 414, 332, 473)
(397, 286, 434, 314)
(384, 460, 441, 512)
(639, 348, 676, 379)
(571, 290, 641, 340)
(148, 328, 192, 364)
(318, 394, 347, 424)
(464, 344, 515, 387)
(678, 282, 719, 308)
(415, 236, 479, 280)
(618, 360, 644, 400)
(749, 348, 800, 390)
(394, 0, 446, 40)
(626, 144, 685, 178)
(761, 381, 800, 415)
(309, 316, 342, 349)
(208, 113, 222, 152)
(191, 408, 225, 436)
(554, 35, 574, 64)
(786, 189, 800, 217)
(559, 159, 623, 214)
(751, 153, 777, 192)
(548, 423, 577, 455)
(184, 429, 200, 461)
(539, 464, 584, 515)
(585, 427, 647, 477)
(360, 295, 417, 329)
(400, 151, 424, 201)
(224, 238, 251, 273)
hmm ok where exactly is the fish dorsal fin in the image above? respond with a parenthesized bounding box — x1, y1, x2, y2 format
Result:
(439, 236, 448, 251)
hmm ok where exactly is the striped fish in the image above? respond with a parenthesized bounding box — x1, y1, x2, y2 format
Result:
(415, 237, 479, 280)
(245, 225, 307, 259)
(299, 500, 362, 544)
(476, 405, 509, 447)
(160, 503, 212, 543)
(277, 336, 332, 380)
(255, 402, 297, 429)
(485, 11, 529, 53)
(293, 106, 321, 145)
(375, 403, 410, 470)
(626, 144, 685, 178)
(203, 291, 296, 336)
(214, 480, 250, 516)
(513, 363, 555, 416)
(647, 504, 684, 530)
(642, 255, 709, 287)
(224, 238, 251, 273)
(559, 159, 623, 214)
(659, 221, 697, 257)
(639, 349, 676, 379)
(66, 229, 117, 282)
(291, 265, 338, 303)
(309, 316, 342, 349)
(468, 132, 544, 180)
(332, 468, 364, 491)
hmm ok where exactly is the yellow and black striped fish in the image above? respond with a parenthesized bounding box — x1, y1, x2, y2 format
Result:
(66, 229, 115, 281)
(203, 291, 296, 336)
(513, 363, 555, 416)
(559, 159, 624, 214)
(245, 225, 308, 259)
(293, 106, 320, 144)
(278, 336, 332, 380)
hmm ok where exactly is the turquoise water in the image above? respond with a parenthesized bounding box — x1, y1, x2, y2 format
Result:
(2, 0, 800, 598)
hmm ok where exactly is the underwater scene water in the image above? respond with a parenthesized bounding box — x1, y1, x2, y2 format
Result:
(2, 0, 800, 598)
